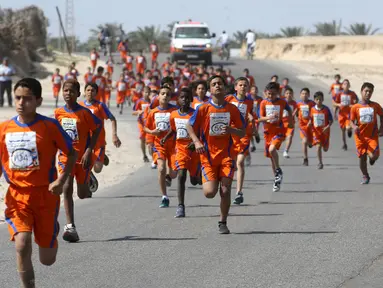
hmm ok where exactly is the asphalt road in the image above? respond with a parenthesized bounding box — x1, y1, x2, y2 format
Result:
(2, 53, 383, 288)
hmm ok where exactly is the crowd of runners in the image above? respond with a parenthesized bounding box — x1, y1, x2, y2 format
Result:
(1, 46, 383, 287)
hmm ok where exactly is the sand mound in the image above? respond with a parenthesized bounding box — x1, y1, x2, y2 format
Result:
(243, 36, 383, 66)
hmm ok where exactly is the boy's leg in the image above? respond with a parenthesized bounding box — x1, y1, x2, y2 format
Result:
(341, 127, 347, 150)
(269, 137, 284, 192)
(317, 144, 323, 169)
(93, 147, 105, 174)
(14, 233, 35, 288)
(233, 153, 245, 205)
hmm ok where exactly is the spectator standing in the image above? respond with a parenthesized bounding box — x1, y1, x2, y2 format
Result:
(0, 57, 16, 107)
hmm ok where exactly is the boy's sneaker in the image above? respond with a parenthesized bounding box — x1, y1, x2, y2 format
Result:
(143, 156, 149, 163)
(361, 175, 370, 185)
(175, 205, 185, 218)
(318, 163, 324, 169)
(151, 162, 157, 169)
(273, 168, 283, 192)
(104, 155, 110, 166)
(63, 224, 80, 243)
(159, 197, 169, 208)
(218, 222, 230, 234)
(89, 172, 98, 194)
(283, 151, 289, 158)
(347, 128, 352, 138)
(233, 192, 244, 205)
(303, 158, 309, 166)
(369, 157, 376, 166)
(272, 182, 281, 192)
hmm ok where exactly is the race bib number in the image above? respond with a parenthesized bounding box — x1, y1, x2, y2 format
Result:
(313, 113, 325, 127)
(61, 118, 79, 141)
(341, 95, 350, 106)
(95, 78, 104, 88)
(232, 102, 248, 119)
(359, 107, 374, 124)
(127, 57, 132, 63)
(151, 45, 157, 52)
(174, 118, 190, 139)
(87, 75, 93, 83)
(137, 57, 143, 63)
(118, 83, 126, 91)
(155, 112, 171, 131)
(209, 112, 230, 136)
(66, 74, 74, 79)
(91, 53, 97, 60)
(5, 131, 40, 171)
(141, 104, 149, 111)
(300, 105, 309, 119)
(265, 105, 281, 123)
(54, 76, 61, 84)
(136, 84, 143, 92)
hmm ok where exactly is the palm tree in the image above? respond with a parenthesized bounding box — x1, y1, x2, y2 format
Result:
(233, 30, 246, 44)
(280, 26, 306, 37)
(128, 25, 169, 52)
(345, 23, 380, 35)
(314, 20, 343, 36)
(89, 23, 123, 51)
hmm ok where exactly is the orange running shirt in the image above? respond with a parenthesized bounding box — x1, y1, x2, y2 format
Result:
(189, 100, 245, 160)
(191, 96, 210, 110)
(282, 99, 297, 124)
(296, 100, 315, 127)
(54, 104, 101, 159)
(145, 105, 178, 141)
(334, 90, 358, 115)
(92, 75, 106, 101)
(310, 105, 333, 131)
(350, 101, 383, 138)
(0, 114, 73, 188)
(170, 108, 195, 146)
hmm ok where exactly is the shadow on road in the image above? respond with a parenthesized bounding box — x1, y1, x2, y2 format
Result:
(234, 230, 338, 235)
(282, 189, 356, 193)
(79, 236, 198, 243)
(96, 195, 166, 199)
(188, 213, 283, 218)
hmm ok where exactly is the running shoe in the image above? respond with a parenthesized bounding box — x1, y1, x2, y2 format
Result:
(63, 224, 80, 243)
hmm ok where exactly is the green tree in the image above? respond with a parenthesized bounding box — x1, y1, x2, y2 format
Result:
(280, 26, 306, 37)
(345, 23, 380, 35)
(128, 25, 169, 52)
(314, 20, 343, 36)
(89, 22, 124, 51)
(232, 30, 246, 44)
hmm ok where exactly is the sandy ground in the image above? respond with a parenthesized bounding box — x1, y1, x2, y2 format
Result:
(0, 53, 144, 223)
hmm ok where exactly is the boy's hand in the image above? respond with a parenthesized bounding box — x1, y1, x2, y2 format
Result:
(80, 149, 92, 169)
(151, 128, 161, 136)
(194, 140, 205, 154)
(113, 134, 121, 148)
(49, 179, 64, 196)
(221, 125, 232, 135)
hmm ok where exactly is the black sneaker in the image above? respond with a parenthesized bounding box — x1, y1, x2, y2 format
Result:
(175, 205, 185, 218)
(303, 158, 309, 166)
(89, 172, 98, 194)
(318, 163, 324, 169)
(143, 156, 150, 163)
(255, 134, 261, 143)
(218, 222, 230, 234)
(233, 192, 244, 205)
(190, 176, 199, 186)
(104, 155, 110, 166)
(165, 175, 172, 187)
(369, 157, 376, 166)
(347, 129, 352, 138)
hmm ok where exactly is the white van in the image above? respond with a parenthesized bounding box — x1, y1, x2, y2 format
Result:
(169, 20, 215, 66)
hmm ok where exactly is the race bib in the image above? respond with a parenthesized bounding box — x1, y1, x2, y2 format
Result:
(341, 95, 350, 106)
(169, 100, 177, 106)
(87, 75, 93, 83)
(61, 118, 79, 141)
(137, 57, 143, 63)
(151, 45, 157, 52)
(232, 102, 247, 118)
(153, 71, 159, 77)
(313, 113, 325, 127)
(5, 131, 40, 171)
(174, 118, 190, 139)
(283, 105, 293, 117)
(226, 77, 233, 84)
(209, 112, 230, 136)
(359, 107, 374, 124)
(141, 104, 149, 111)
(334, 85, 341, 94)
(118, 83, 126, 91)
(127, 57, 133, 63)
(91, 53, 97, 60)
(95, 78, 104, 88)
(300, 105, 309, 119)
(66, 74, 74, 79)
(54, 76, 61, 84)
(155, 112, 171, 131)
(265, 105, 281, 123)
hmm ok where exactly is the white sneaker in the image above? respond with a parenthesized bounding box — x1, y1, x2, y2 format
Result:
(151, 162, 157, 169)
(283, 151, 289, 158)
(63, 224, 80, 243)
(245, 155, 251, 167)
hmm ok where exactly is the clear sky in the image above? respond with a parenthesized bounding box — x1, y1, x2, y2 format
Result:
(2, 0, 382, 41)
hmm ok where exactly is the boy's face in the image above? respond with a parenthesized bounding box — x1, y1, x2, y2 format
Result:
(235, 80, 248, 95)
(85, 85, 96, 101)
(210, 77, 224, 96)
(196, 84, 206, 97)
(243, 70, 249, 76)
(120, 75, 124, 81)
(265, 89, 277, 100)
(314, 96, 323, 105)
(282, 79, 288, 85)
(362, 87, 373, 101)
(63, 83, 80, 104)
(159, 88, 171, 104)
(178, 91, 191, 107)
(300, 90, 309, 101)
(14, 87, 41, 116)
(143, 89, 150, 98)
(250, 86, 256, 95)
(271, 77, 278, 83)
(342, 81, 350, 90)
(150, 91, 157, 99)
(165, 82, 174, 92)
(285, 90, 293, 99)
(335, 76, 340, 82)
(98, 70, 103, 76)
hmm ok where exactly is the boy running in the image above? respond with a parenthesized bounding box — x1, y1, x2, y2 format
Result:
(350, 82, 383, 184)
(225, 77, 254, 205)
(249, 85, 262, 152)
(1, 78, 76, 288)
(161, 88, 199, 217)
(258, 82, 293, 192)
(310, 91, 333, 169)
(92, 66, 106, 103)
(54, 79, 102, 242)
(144, 86, 178, 207)
(51, 68, 63, 108)
(295, 88, 315, 166)
(186, 75, 245, 234)
(282, 87, 297, 158)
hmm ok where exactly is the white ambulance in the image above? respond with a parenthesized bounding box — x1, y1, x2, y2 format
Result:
(169, 20, 215, 66)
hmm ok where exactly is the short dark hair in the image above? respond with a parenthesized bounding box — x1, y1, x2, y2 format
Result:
(63, 79, 80, 93)
(301, 87, 310, 94)
(207, 75, 226, 88)
(193, 80, 208, 91)
(97, 66, 104, 73)
(285, 86, 293, 93)
(161, 76, 174, 86)
(265, 82, 279, 91)
(234, 77, 250, 86)
(271, 75, 279, 80)
(179, 87, 192, 100)
(361, 82, 374, 92)
(314, 91, 324, 99)
(14, 78, 42, 99)
(84, 82, 98, 93)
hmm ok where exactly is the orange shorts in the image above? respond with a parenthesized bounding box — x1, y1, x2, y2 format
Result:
(233, 135, 250, 156)
(146, 134, 155, 145)
(152, 140, 175, 168)
(93, 146, 105, 163)
(200, 156, 236, 183)
(58, 156, 92, 185)
(91, 60, 97, 69)
(117, 92, 126, 105)
(151, 52, 158, 62)
(5, 185, 60, 248)
(104, 91, 111, 102)
(355, 135, 380, 158)
(173, 144, 201, 177)
(53, 86, 61, 97)
(264, 132, 285, 158)
(299, 125, 313, 143)
(313, 131, 330, 150)
(138, 123, 146, 140)
(338, 112, 350, 129)
(283, 121, 295, 137)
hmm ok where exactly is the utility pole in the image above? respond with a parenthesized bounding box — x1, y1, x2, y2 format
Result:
(65, 0, 75, 52)
(56, 6, 71, 55)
